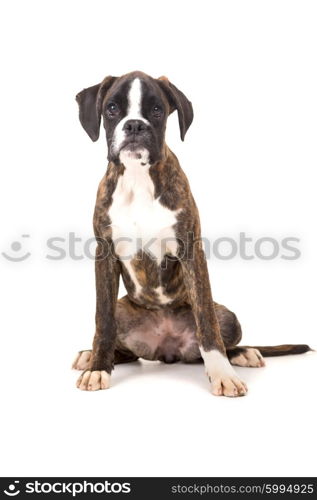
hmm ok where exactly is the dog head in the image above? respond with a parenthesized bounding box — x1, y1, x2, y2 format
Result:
(76, 71, 193, 165)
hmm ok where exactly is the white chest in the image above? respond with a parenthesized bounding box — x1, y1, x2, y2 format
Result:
(109, 158, 179, 263)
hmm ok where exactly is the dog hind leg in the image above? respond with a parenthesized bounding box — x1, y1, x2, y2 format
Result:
(72, 347, 138, 371)
(213, 302, 265, 367)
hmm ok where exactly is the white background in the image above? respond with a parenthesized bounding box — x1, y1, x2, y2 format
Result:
(0, 0, 316, 478)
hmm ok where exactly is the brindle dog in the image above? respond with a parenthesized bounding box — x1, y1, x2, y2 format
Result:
(73, 71, 311, 396)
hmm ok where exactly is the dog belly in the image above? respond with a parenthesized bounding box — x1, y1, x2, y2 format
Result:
(118, 310, 200, 363)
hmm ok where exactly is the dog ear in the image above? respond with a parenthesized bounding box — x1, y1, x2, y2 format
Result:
(76, 76, 117, 141)
(157, 76, 194, 141)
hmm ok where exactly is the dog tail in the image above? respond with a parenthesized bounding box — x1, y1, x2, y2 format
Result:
(251, 344, 313, 357)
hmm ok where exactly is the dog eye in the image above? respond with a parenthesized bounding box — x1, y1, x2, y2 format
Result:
(152, 105, 162, 118)
(107, 102, 119, 116)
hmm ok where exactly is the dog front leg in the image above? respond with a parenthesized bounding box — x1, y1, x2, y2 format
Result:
(76, 242, 120, 391)
(180, 244, 247, 397)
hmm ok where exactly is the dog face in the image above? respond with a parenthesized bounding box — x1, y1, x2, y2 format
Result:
(76, 71, 193, 164)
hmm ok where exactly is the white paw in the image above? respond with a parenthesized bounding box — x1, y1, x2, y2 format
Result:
(72, 350, 92, 370)
(230, 348, 265, 368)
(76, 370, 111, 391)
(200, 348, 248, 397)
(209, 375, 248, 397)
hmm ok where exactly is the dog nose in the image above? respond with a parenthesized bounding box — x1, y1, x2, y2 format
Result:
(123, 119, 146, 135)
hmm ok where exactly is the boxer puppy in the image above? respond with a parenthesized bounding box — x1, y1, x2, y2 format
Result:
(73, 71, 311, 396)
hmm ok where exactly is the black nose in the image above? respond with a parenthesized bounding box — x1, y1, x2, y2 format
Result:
(123, 119, 146, 135)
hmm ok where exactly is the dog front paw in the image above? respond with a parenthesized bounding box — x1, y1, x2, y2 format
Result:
(76, 370, 111, 391)
(200, 348, 248, 397)
(209, 375, 248, 397)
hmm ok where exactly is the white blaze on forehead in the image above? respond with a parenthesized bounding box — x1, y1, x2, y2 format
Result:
(112, 77, 149, 155)
(127, 78, 144, 118)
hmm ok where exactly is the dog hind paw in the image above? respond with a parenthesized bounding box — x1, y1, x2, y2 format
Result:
(72, 350, 92, 370)
(230, 348, 265, 368)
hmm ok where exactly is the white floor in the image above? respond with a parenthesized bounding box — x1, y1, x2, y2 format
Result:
(2, 349, 316, 477)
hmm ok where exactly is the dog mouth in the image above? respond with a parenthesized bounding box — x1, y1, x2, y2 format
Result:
(118, 141, 150, 164)
(109, 132, 160, 165)
(121, 138, 146, 150)
(120, 140, 149, 159)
